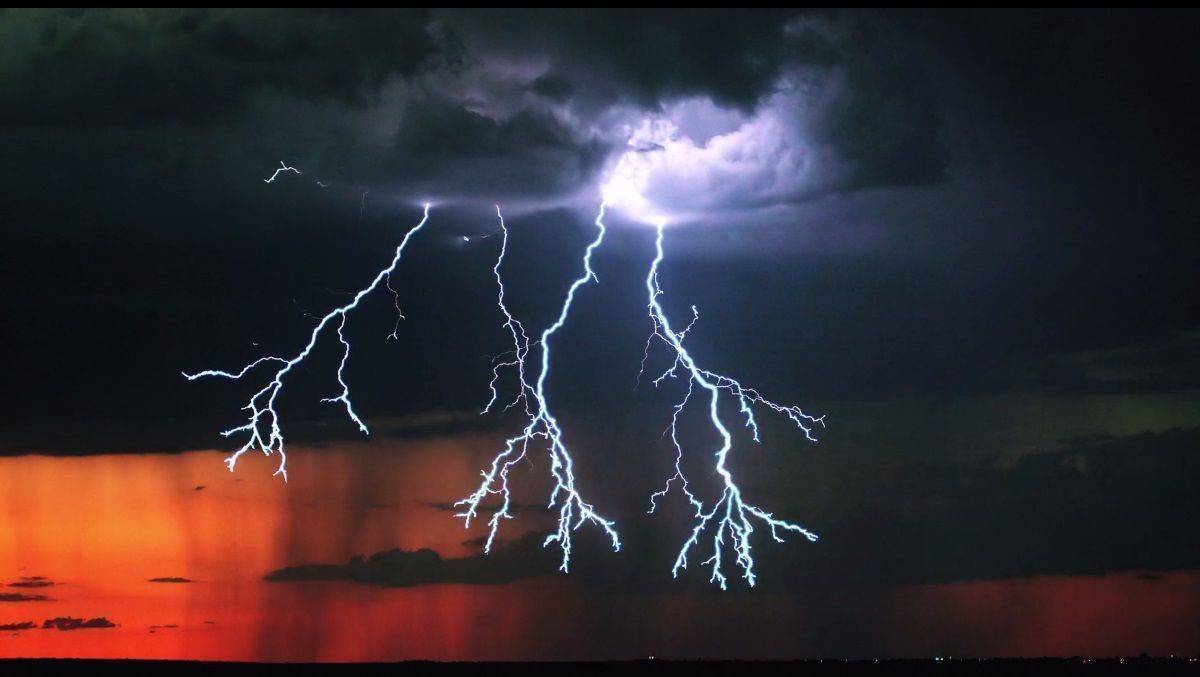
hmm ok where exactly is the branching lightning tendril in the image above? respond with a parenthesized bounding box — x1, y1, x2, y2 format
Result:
(263, 160, 330, 190)
(640, 222, 823, 589)
(190, 155, 826, 587)
(264, 161, 301, 184)
(454, 205, 621, 571)
(182, 204, 431, 481)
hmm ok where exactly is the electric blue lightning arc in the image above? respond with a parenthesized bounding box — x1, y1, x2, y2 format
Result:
(182, 204, 431, 481)
(456, 205, 621, 571)
(263, 160, 330, 189)
(264, 161, 301, 184)
(186, 167, 825, 587)
(641, 222, 824, 589)
(480, 206, 535, 419)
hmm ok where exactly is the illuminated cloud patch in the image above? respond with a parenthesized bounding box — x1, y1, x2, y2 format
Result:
(601, 63, 946, 225)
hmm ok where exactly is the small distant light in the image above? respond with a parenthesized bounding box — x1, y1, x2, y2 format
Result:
(462, 236, 470, 243)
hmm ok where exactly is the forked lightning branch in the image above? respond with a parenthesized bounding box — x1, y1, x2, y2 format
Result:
(185, 162, 825, 588)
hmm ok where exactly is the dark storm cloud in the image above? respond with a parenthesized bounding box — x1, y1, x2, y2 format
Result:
(376, 410, 506, 440)
(258, 10, 948, 206)
(0, 9, 950, 216)
(443, 9, 821, 111)
(768, 426, 1200, 587)
(1, 8, 1197, 475)
(8, 576, 54, 588)
(1024, 331, 1200, 395)
(804, 21, 947, 192)
(424, 500, 547, 516)
(442, 9, 948, 205)
(0, 8, 447, 125)
(0, 404, 501, 457)
(0, 621, 36, 631)
(462, 535, 501, 551)
(265, 426, 1200, 591)
(265, 531, 558, 587)
(375, 94, 609, 198)
(0, 592, 51, 602)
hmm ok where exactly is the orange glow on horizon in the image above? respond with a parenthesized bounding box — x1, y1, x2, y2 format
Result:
(1, 442, 1198, 661)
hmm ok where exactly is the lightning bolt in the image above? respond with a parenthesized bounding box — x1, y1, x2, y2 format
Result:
(264, 161, 301, 184)
(642, 222, 823, 589)
(194, 156, 827, 589)
(263, 160, 331, 189)
(480, 206, 536, 419)
(456, 204, 621, 571)
(183, 204, 432, 481)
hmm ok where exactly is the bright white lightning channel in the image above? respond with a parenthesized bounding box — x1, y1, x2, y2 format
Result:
(264, 161, 301, 184)
(188, 157, 825, 588)
(182, 204, 431, 481)
(263, 160, 330, 189)
(642, 221, 824, 589)
(455, 205, 621, 572)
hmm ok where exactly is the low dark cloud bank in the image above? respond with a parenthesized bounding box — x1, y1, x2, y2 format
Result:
(267, 531, 558, 587)
(8, 576, 54, 588)
(797, 426, 1200, 586)
(0, 621, 36, 631)
(265, 426, 1200, 590)
(41, 616, 116, 630)
(0, 592, 51, 602)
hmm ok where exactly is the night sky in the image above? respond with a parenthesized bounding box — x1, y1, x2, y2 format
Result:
(2, 9, 1199, 661)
